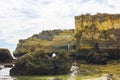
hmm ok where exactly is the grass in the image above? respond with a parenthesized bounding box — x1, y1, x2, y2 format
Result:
(14, 75, 92, 80)
(14, 64, 120, 80)
(15, 75, 68, 80)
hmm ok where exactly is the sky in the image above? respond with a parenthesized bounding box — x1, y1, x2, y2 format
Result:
(0, 0, 120, 53)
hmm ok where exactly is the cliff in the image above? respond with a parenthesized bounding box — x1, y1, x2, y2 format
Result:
(74, 13, 120, 49)
(11, 30, 73, 75)
(14, 13, 120, 56)
(13, 13, 120, 58)
(75, 13, 120, 33)
(10, 14, 120, 76)
(14, 29, 74, 57)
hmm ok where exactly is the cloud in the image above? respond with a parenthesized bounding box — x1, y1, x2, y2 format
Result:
(0, 0, 120, 52)
(19, 8, 39, 18)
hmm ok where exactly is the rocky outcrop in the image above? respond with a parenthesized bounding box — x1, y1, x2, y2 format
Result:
(11, 29, 74, 75)
(75, 13, 120, 33)
(11, 13, 120, 76)
(0, 48, 13, 63)
(74, 13, 120, 50)
(14, 14, 120, 58)
(10, 50, 71, 75)
(13, 29, 74, 58)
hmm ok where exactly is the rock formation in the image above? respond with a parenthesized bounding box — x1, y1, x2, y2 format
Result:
(10, 50, 71, 75)
(14, 13, 120, 57)
(0, 48, 13, 63)
(74, 13, 120, 50)
(10, 13, 120, 76)
(13, 29, 74, 58)
(75, 13, 120, 33)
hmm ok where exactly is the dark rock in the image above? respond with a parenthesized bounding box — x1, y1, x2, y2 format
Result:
(0, 48, 13, 63)
(10, 50, 71, 76)
(4, 64, 14, 67)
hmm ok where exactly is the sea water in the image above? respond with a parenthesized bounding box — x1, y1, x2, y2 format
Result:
(0, 65, 15, 80)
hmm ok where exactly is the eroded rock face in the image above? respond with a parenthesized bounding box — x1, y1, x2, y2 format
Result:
(13, 29, 74, 58)
(75, 13, 120, 33)
(0, 48, 13, 63)
(74, 13, 120, 50)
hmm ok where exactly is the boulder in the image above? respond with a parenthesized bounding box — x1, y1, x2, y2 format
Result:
(0, 48, 13, 63)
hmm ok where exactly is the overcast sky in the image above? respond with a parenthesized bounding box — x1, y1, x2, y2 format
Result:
(0, 0, 120, 53)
